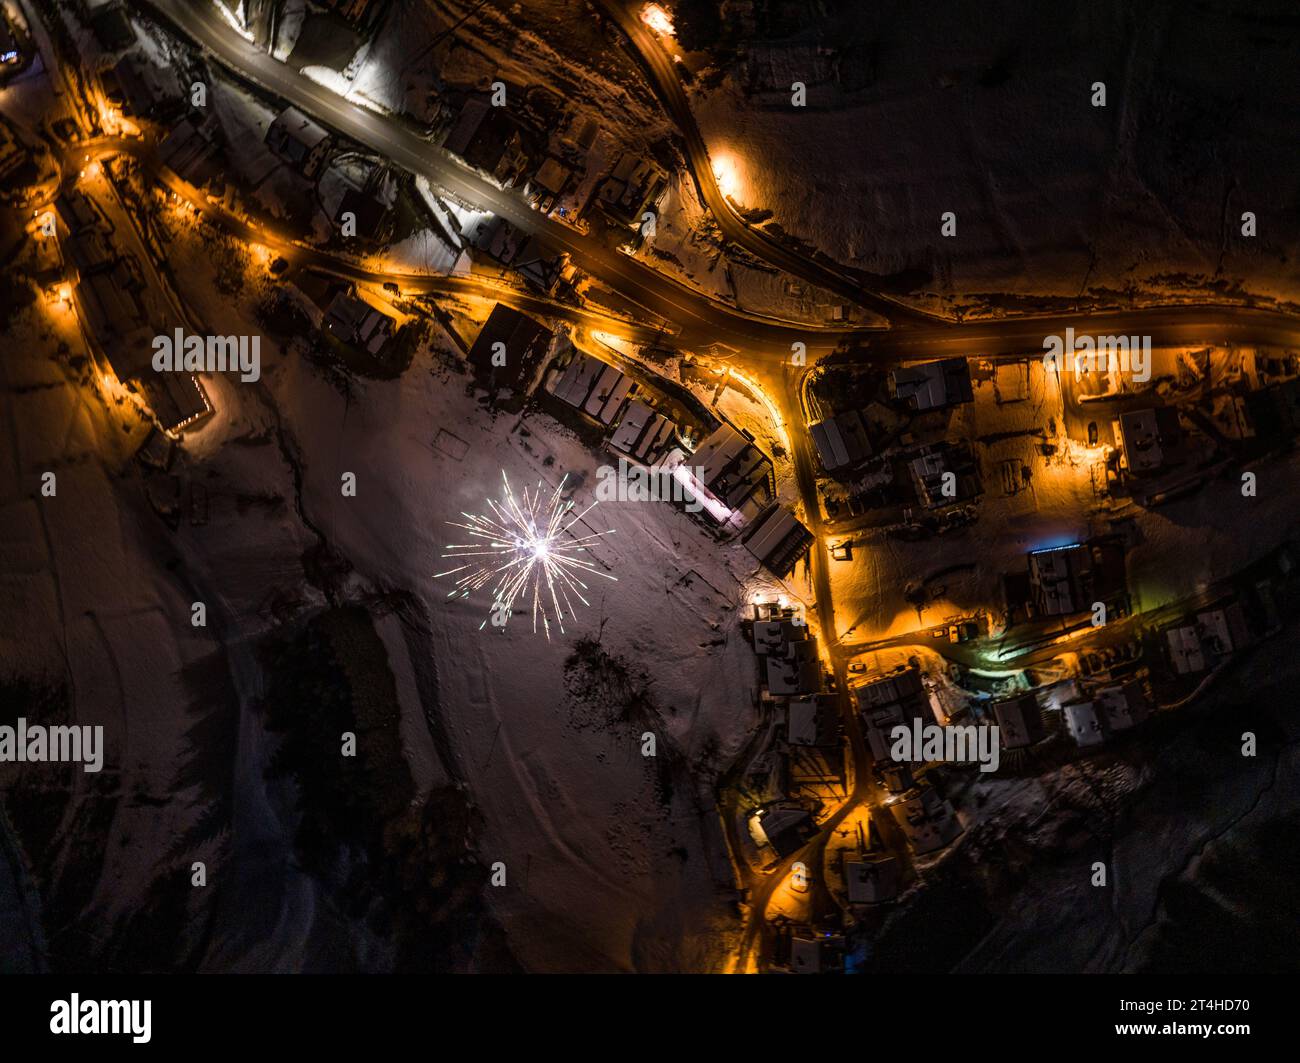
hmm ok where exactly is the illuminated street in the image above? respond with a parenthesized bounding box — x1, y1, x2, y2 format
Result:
(2, 0, 1300, 1005)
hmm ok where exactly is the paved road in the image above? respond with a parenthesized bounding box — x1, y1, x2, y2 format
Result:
(858, 304, 1300, 361)
(133, 0, 886, 358)
(66, 132, 671, 347)
(133, 0, 1300, 371)
(590, 1, 938, 325)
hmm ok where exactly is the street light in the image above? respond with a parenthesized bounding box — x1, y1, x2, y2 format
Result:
(640, 4, 675, 37)
(712, 152, 742, 201)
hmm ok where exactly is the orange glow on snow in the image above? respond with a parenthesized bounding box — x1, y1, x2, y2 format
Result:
(711, 152, 744, 202)
(640, 4, 675, 37)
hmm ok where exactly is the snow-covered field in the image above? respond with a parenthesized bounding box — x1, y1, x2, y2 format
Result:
(3, 186, 811, 966)
(688, 0, 1300, 315)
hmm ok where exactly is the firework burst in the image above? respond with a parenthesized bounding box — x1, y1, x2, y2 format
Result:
(435, 471, 617, 638)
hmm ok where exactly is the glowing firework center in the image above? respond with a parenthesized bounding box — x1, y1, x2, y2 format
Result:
(436, 472, 617, 637)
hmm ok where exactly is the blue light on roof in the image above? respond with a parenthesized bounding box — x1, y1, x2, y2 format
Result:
(1030, 542, 1081, 556)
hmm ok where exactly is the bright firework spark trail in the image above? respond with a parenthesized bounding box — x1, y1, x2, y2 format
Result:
(435, 471, 617, 637)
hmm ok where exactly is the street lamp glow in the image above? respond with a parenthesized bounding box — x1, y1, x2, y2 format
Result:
(712, 152, 742, 201)
(640, 4, 675, 37)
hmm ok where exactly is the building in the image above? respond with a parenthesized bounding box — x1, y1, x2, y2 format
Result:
(334, 186, 394, 243)
(768, 922, 848, 974)
(0, 120, 24, 183)
(766, 635, 821, 697)
(158, 116, 223, 187)
(1164, 600, 1252, 675)
(991, 692, 1046, 749)
(810, 409, 871, 473)
(461, 213, 531, 266)
(1062, 698, 1106, 747)
(547, 349, 633, 426)
(742, 504, 813, 578)
(1116, 407, 1185, 475)
(56, 188, 104, 236)
(890, 786, 962, 855)
(1244, 379, 1300, 445)
(466, 303, 553, 394)
(319, 0, 380, 23)
(889, 357, 974, 411)
(63, 226, 115, 278)
(607, 400, 677, 465)
(877, 762, 915, 794)
(1026, 538, 1126, 618)
(264, 107, 333, 178)
(513, 250, 570, 296)
(854, 666, 936, 762)
(71, 256, 210, 433)
(786, 931, 846, 974)
(323, 289, 395, 355)
(1093, 679, 1150, 732)
(75, 263, 150, 367)
(843, 851, 900, 904)
(103, 56, 182, 121)
(443, 98, 530, 185)
(138, 373, 212, 435)
(89, 3, 136, 51)
(786, 695, 840, 747)
(755, 803, 817, 859)
(751, 614, 821, 698)
(530, 157, 572, 210)
(908, 442, 981, 509)
(460, 213, 567, 293)
(752, 614, 805, 656)
(597, 152, 668, 225)
(675, 423, 773, 526)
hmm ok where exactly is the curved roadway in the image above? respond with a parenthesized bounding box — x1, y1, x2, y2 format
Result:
(134, 0, 1300, 369)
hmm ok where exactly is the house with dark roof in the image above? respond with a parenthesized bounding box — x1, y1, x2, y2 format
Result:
(103, 56, 183, 121)
(1115, 407, 1185, 475)
(547, 348, 634, 426)
(755, 803, 818, 858)
(908, 442, 981, 508)
(992, 692, 1046, 749)
(742, 504, 813, 578)
(889, 785, 962, 854)
(854, 666, 936, 762)
(467, 303, 553, 394)
(889, 357, 973, 411)
(1026, 537, 1126, 618)
(443, 97, 531, 186)
(674, 423, 773, 526)
(265, 107, 333, 178)
(335, 186, 394, 242)
(810, 409, 871, 473)
(323, 289, 395, 355)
